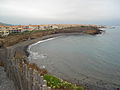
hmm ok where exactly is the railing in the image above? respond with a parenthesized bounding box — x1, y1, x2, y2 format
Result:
(4, 58, 51, 90)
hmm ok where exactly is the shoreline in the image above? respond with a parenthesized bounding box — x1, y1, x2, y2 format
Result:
(1, 32, 109, 89)
(25, 33, 87, 57)
(23, 33, 120, 90)
(1, 32, 120, 90)
(0, 30, 108, 89)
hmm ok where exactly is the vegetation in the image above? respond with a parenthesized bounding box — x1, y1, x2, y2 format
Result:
(44, 74, 84, 90)
(80, 26, 87, 28)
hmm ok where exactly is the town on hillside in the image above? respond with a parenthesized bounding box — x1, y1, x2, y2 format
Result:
(0, 24, 102, 37)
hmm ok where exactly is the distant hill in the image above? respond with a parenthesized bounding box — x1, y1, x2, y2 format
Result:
(0, 22, 12, 26)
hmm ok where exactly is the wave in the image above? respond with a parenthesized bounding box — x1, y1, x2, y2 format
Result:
(29, 52, 47, 60)
(28, 38, 56, 60)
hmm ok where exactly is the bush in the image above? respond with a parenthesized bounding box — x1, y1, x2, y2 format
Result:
(44, 74, 84, 90)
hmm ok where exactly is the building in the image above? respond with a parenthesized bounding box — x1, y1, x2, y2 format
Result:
(0, 26, 9, 36)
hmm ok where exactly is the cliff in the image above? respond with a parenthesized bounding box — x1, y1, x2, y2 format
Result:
(0, 26, 102, 47)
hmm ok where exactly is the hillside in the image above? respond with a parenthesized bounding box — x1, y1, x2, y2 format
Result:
(0, 26, 102, 47)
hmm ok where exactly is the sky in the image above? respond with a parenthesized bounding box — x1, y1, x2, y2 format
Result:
(0, 0, 120, 25)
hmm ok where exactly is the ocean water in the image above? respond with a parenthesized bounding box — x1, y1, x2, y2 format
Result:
(29, 27, 120, 89)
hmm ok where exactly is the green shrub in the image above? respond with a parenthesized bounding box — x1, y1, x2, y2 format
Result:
(44, 74, 84, 90)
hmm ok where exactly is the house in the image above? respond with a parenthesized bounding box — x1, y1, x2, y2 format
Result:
(22, 25, 33, 31)
(29, 25, 41, 30)
(8, 26, 22, 33)
(0, 26, 9, 36)
(50, 25, 59, 29)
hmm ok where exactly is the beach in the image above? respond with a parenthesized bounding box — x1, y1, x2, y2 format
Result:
(0, 28, 106, 90)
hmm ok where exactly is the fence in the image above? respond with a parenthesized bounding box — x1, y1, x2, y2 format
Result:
(4, 57, 51, 90)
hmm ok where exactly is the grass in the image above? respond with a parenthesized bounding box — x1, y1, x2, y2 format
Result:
(44, 74, 84, 90)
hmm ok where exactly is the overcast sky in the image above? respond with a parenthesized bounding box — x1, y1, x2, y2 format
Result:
(0, 0, 120, 25)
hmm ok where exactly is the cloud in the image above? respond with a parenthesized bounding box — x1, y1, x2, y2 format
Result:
(0, 0, 120, 25)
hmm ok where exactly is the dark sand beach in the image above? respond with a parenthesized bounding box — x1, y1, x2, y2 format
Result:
(1, 30, 119, 90)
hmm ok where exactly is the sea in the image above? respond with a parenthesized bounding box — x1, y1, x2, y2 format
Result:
(28, 26, 120, 90)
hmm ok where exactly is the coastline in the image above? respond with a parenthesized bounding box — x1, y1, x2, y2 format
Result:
(1, 33, 85, 65)
(10, 33, 96, 89)
(0, 28, 104, 90)
(25, 33, 87, 57)
(2, 33, 89, 89)
(1, 32, 120, 90)
(24, 33, 120, 90)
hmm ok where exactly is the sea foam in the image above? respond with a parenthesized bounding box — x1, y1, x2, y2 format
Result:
(28, 38, 55, 61)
